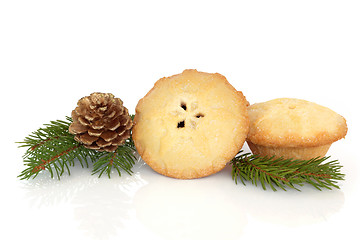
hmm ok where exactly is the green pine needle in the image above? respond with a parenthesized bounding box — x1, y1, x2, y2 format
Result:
(91, 143, 136, 178)
(230, 151, 345, 191)
(17, 116, 137, 180)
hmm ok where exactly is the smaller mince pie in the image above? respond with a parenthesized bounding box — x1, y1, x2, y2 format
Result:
(247, 98, 347, 160)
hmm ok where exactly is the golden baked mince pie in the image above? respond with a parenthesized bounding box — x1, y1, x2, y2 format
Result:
(246, 98, 347, 160)
(132, 69, 249, 179)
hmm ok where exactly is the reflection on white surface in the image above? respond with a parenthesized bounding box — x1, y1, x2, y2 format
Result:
(72, 180, 132, 239)
(134, 169, 247, 240)
(21, 157, 345, 240)
(231, 180, 345, 227)
(20, 161, 147, 240)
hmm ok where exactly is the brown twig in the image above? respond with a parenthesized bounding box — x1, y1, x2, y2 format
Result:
(30, 137, 60, 151)
(293, 170, 332, 179)
(32, 145, 79, 173)
(244, 157, 289, 182)
(108, 151, 116, 166)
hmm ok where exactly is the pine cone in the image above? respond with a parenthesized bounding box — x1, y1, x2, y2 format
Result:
(69, 92, 133, 152)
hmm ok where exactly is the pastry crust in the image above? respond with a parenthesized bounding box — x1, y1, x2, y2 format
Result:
(246, 98, 347, 159)
(132, 69, 249, 179)
(247, 141, 332, 160)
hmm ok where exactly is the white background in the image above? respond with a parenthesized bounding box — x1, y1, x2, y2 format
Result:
(1, 0, 359, 239)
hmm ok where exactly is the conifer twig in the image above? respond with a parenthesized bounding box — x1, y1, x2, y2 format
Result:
(17, 116, 136, 180)
(230, 151, 345, 191)
(91, 141, 136, 178)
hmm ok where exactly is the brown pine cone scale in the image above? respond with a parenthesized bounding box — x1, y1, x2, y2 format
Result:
(69, 92, 133, 152)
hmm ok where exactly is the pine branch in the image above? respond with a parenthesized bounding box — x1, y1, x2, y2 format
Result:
(230, 151, 345, 191)
(91, 144, 136, 178)
(18, 117, 76, 180)
(17, 116, 136, 180)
